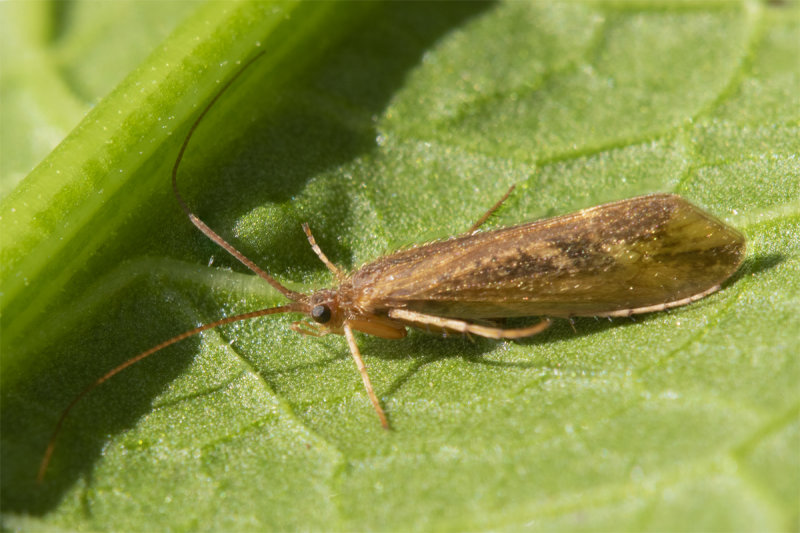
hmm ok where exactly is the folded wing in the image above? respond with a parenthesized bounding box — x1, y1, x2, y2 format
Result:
(348, 194, 745, 318)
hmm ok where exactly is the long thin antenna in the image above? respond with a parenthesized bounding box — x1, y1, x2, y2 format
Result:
(37, 304, 300, 482)
(171, 50, 305, 302)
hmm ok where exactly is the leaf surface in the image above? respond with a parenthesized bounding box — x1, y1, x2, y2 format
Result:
(1, 2, 798, 531)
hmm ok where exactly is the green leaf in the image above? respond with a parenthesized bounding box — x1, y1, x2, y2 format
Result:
(2, 1, 798, 531)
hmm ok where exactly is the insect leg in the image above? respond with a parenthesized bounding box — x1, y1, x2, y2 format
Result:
(302, 223, 346, 282)
(468, 184, 516, 233)
(593, 284, 722, 317)
(388, 309, 551, 339)
(343, 322, 389, 429)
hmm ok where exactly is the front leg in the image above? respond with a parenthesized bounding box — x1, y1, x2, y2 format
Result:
(344, 322, 389, 429)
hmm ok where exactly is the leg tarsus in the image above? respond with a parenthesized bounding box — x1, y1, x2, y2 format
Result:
(302, 223, 346, 282)
(468, 184, 516, 233)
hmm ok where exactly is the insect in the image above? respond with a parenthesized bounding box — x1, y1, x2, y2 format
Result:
(37, 52, 746, 481)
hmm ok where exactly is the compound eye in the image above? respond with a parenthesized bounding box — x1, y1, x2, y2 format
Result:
(311, 304, 332, 324)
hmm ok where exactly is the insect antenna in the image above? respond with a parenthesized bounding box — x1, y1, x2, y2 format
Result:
(39, 51, 312, 481)
(171, 50, 305, 303)
(37, 304, 301, 483)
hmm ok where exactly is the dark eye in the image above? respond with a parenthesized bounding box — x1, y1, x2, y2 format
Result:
(311, 304, 332, 324)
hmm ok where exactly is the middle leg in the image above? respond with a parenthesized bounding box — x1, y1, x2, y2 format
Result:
(468, 184, 516, 233)
(388, 308, 551, 339)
